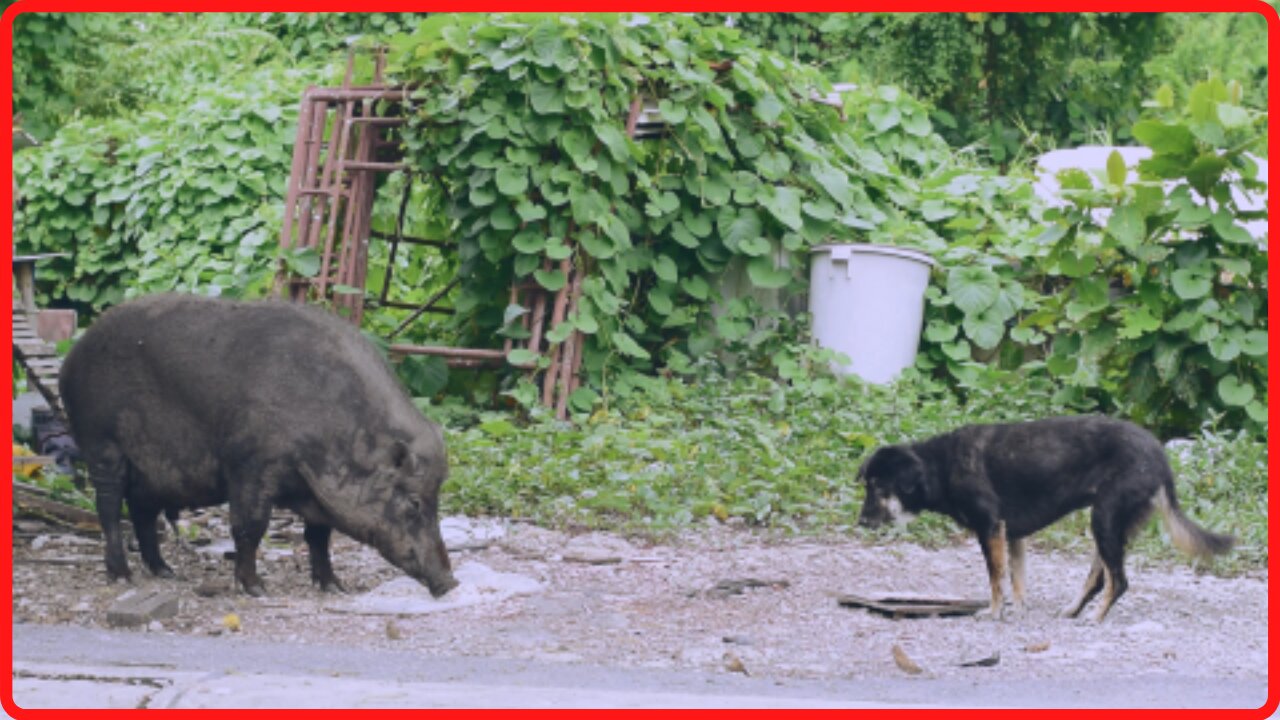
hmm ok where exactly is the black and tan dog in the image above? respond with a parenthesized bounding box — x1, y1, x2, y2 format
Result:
(856, 415, 1234, 622)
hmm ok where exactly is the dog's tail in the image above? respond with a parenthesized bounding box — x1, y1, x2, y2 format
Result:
(1153, 485, 1235, 558)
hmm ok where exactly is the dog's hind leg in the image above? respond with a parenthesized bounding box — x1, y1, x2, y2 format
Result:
(1088, 499, 1151, 622)
(976, 522, 1008, 619)
(1059, 553, 1104, 618)
(1008, 537, 1027, 613)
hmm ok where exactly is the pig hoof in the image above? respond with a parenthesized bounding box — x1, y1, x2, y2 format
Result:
(239, 580, 267, 597)
(149, 564, 176, 579)
(314, 577, 347, 594)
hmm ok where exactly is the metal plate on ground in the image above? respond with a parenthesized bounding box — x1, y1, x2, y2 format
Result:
(837, 593, 988, 619)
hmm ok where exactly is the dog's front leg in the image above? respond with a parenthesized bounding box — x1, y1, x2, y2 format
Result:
(1008, 537, 1027, 613)
(976, 521, 1008, 620)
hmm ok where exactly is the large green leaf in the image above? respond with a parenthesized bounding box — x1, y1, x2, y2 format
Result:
(612, 331, 650, 359)
(946, 266, 1000, 314)
(963, 307, 1005, 350)
(746, 256, 790, 289)
(720, 208, 763, 252)
(530, 82, 565, 114)
(512, 229, 546, 254)
(1105, 205, 1145, 250)
(1131, 120, 1195, 157)
(653, 254, 678, 283)
(761, 185, 803, 231)
(592, 123, 629, 162)
(1170, 269, 1212, 300)
(496, 165, 529, 196)
(1217, 375, 1256, 407)
(534, 268, 567, 291)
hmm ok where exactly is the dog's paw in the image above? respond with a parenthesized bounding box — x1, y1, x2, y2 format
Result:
(1056, 602, 1084, 620)
(973, 605, 1006, 622)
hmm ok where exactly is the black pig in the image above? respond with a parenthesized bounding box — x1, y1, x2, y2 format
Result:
(59, 294, 458, 597)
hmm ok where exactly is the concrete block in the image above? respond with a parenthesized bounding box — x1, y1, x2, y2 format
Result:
(106, 588, 179, 628)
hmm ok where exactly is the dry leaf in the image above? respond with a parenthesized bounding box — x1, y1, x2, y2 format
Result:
(221, 613, 241, 633)
(892, 644, 923, 675)
(1024, 640, 1051, 653)
(722, 652, 749, 676)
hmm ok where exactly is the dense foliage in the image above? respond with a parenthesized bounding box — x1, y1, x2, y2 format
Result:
(14, 69, 308, 311)
(11, 13, 421, 141)
(387, 13, 946, 408)
(710, 13, 1263, 165)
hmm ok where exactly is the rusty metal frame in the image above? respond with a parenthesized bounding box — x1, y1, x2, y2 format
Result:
(274, 51, 596, 418)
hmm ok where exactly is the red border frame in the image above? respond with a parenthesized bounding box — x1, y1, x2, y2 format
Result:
(1, 4, 1275, 716)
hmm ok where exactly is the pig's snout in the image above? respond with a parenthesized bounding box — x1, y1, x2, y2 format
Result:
(427, 572, 460, 598)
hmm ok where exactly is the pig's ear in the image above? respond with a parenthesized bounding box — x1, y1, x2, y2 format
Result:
(390, 440, 411, 469)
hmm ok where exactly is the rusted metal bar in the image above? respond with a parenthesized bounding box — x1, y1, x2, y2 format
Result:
(540, 258, 573, 408)
(343, 161, 408, 172)
(368, 230, 453, 249)
(388, 276, 461, 339)
(348, 117, 404, 126)
(503, 286, 519, 357)
(388, 344, 506, 360)
(338, 101, 382, 323)
(625, 96, 644, 138)
(377, 301, 454, 314)
(305, 89, 410, 102)
(380, 176, 415, 306)
(564, 268, 587, 397)
(315, 97, 356, 297)
(554, 267, 585, 419)
(525, 259, 552, 364)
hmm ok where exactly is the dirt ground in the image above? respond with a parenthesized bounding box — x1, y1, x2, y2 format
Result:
(10, 509, 1269, 686)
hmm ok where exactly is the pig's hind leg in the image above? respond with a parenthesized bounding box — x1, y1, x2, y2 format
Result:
(87, 444, 132, 583)
(127, 495, 175, 578)
(304, 522, 346, 592)
(226, 464, 281, 597)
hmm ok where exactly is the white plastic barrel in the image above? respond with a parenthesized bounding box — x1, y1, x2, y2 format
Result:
(809, 243, 936, 384)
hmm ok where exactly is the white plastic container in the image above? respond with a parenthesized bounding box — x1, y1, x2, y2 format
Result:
(809, 243, 936, 384)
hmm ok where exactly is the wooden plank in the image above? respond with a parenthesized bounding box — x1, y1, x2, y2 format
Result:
(836, 593, 988, 619)
(12, 487, 100, 531)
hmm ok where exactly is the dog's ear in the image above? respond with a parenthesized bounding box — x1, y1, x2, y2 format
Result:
(874, 445, 924, 494)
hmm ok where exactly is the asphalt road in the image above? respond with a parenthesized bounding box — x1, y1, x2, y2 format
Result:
(6, 623, 1270, 710)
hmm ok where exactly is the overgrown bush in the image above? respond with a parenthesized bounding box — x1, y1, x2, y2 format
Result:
(14, 68, 313, 311)
(1036, 79, 1267, 437)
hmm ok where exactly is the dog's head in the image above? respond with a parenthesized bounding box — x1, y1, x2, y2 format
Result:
(856, 445, 929, 529)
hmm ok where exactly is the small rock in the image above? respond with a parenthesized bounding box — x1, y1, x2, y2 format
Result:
(194, 579, 224, 598)
(562, 533, 633, 565)
(385, 619, 403, 641)
(722, 634, 753, 646)
(106, 588, 180, 628)
(197, 539, 237, 561)
(147, 621, 164, 633)
(31, 535, 51, 551)
(1024, 640, 1051, 653)
(14, 520, 49, 534)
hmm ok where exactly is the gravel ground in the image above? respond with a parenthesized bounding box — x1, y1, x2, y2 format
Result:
(10, 510, 1268, 686)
